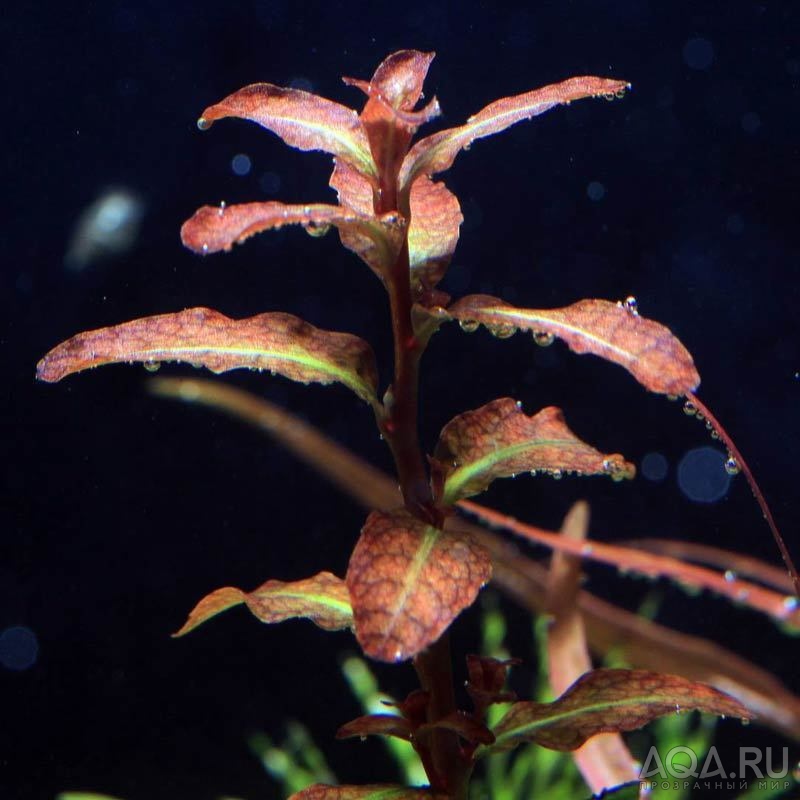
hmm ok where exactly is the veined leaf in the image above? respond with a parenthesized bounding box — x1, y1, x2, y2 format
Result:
(36, 308, 380, 407)
(406, 176, 462, 291)
(328, 161, 461, 289)
(344, 51, 440, 191)
(173, 571, 352, 636)
(448, 295, 700, 395)
(289, 785, 446, 800)
(486, 668, 752, 754)
(346, 508, 491, 662)
(400, 75, 629, 191)
(181, 201, 404, 272)
(434, 399, 634, 504)
(197, 83, 377, 180)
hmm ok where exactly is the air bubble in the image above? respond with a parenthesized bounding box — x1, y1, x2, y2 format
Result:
(533, 330, 555, 347)
(489, 324, 516, 339)
(201, 243, 209, 253)
(218, 201, 226, 217)
(551, 469, 563, 480)
(724, 456, 740, 475)
(782, 596, 799, 613)
(197, 117, 211, 131)
(529, 469, 537, 477)
(581, 544, 593, 555)
(683, 400, 697, 416)
(724, 570, 737, 583)
(143, 361, 161, 373)
(623, 296, 639, 316)
(458, 319, 479, 333)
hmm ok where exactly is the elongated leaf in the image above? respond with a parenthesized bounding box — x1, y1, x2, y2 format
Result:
(344, 51, 440, 188)
(289, 786, 445, 800)
(400, 76, 629, 191)
(434, 399, 634, 504)
(447, 295, 700, 395)
(181, 201, 404, 273)
(197, 83, 376, 179)
(337, 713, 413, 742)
(547, 503, 643, 796)
(173, 571, 352, 636)
(346, 508, 491, 662)
(36, 308, 380, 406)
(488, 668, 752, 754)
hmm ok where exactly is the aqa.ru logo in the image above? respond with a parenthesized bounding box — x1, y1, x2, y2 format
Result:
(639, 746, 796, 792)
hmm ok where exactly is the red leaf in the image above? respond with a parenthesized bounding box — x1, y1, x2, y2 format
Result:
(448, 295, 700, 396)
(36, 308, 380, 406)
(433, 398, 635, 503)
(197, 83, 376, 180)
(172, 571, 352, 636)
(329, 161, 461, 290)
(346, 509, 491, 662)
(465, 655, 520, 714)
(289, 785, 446, 800)
(400, 76, 629, 191)
(180, 201, 404, 273)
(344, 51, 440, 191)
(336, 713, 413, 742)
(488, 668, 753, 753)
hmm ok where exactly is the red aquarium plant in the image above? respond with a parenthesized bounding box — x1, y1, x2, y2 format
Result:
(38, 51, 799, 799)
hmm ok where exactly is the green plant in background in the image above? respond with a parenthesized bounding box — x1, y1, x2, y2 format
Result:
(40, 50, 800, 799)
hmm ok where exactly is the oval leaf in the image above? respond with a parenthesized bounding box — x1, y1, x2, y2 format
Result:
(289, 786, 446, 800)
(173, 571, 352, 636)
(400, 76, 629, 191)
(36, 308, 380, 406)
(434, 399, 634, 504)
(346, 508, 491, 662)
(181, 201, 403, 271)
(330, 160, 461, 289)
(197, 83, 377, 180)
(448, 295, 700, 395)
(488, 668, 753, 754)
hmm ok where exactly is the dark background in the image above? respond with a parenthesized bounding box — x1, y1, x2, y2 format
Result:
(3, 1, 798, 798)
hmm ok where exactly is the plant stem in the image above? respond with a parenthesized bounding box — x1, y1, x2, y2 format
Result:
(383, 237, 438, 521)
(414, 634, 471, 798)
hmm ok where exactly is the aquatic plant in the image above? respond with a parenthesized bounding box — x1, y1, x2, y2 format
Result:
(38, 51, 799, 799)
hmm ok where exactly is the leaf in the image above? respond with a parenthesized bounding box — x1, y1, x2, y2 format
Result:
(447, 295, 700, 396)
(329, 161, 461, 290)
(346, 508, 491, 662)
(173, 571, 352, 636)
(36, 308, 380, 407)
(459, 499, 800, 629)
(434, 398, 635, 504)
(289, 786, 446, 800)
(180, 201, 404, 273)
(487, 668, 753, 754)
(400, 75, 629, 191)
(406, 176, 462, 291)
(337, 713, 413, 742)
(344, 51, 440, 190)
(197, 83, 377, 180)
(546, 503, 643, 796)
